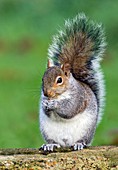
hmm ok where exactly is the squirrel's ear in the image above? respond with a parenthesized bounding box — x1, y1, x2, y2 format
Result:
(47, 60, 51, 68)
(61, 63, 70, 77)
(47, 60, 53, 68)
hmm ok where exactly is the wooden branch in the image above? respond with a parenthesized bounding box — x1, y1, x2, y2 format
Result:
(0, 146, 118, 169)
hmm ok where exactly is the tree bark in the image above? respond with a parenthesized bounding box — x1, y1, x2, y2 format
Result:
(0, 146, 118, 170)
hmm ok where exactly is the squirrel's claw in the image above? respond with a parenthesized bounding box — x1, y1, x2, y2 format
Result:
(73, 142, 86, 150)
(39, 143, 61, 152)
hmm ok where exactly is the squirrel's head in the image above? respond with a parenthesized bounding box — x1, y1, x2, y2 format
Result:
(42, 62, 70, 98)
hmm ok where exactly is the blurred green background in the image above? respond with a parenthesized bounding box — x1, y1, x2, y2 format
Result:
(0, 0, 118, 148)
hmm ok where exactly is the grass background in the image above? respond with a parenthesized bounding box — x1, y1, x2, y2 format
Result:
(0, 0, 118, 148)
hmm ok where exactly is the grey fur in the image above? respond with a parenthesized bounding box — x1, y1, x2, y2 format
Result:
(42, 74, 88, 119)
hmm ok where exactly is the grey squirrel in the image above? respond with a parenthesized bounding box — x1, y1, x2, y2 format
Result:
(39, 13, 106, 151)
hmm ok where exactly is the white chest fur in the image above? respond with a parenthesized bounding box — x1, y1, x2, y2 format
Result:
(40, 105, 97, 146)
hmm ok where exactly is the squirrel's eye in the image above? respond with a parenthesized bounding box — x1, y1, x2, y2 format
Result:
(56, 76, 63, 85)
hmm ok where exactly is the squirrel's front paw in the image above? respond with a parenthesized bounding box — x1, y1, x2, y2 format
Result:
(42, 99, 57, 111)
(48, 100, 56, 109)
(73, 142, 86, 150)
(39, 143, 61, 152)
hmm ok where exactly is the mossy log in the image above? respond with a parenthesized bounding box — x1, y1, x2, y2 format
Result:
(0, 146, 118, 169)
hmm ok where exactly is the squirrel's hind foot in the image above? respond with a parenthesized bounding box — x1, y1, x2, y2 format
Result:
(39, 143, 61, 152)
(73, 142, 86, 150)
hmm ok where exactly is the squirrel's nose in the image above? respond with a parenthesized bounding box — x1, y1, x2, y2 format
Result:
(47, 90, 55, 98)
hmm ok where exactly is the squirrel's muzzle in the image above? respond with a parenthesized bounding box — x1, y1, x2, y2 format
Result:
(44, 89, 55, 98)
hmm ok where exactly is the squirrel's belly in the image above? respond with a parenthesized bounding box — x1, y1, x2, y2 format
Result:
(40, 108, 97, 146)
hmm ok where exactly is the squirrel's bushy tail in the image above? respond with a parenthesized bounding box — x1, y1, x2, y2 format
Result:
(48, 13, 106, 123)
